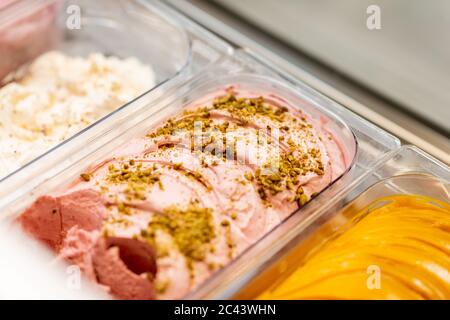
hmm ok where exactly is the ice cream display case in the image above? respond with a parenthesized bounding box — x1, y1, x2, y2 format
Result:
(0, 0, 447, 300)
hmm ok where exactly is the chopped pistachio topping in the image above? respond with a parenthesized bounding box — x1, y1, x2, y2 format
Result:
(146, 94, 288, 142)
(154, 279, 170, 294)
(147, 110, 212, 138)
(142, 93, 325, 211)
(80, 173, 91, 182)
(169, 163, 211, 191)
(244, 172, 254, 181)
(213, 94, 288, 123)
(117, 201, 132, 215)
(296, 193, 308, 207)
(254, 148, 323, 202)
(142, 202, 216, 264)
(106, 162, 162, 201)
(223, 221, 235, 259)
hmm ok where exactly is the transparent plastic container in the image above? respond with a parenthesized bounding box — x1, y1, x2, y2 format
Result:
(0, 74, 358, 220)
(0, 0, 189, 83)
(214, 145, 450, 299)
(0, 0, 231, 181)
(0, 47, 402, 299)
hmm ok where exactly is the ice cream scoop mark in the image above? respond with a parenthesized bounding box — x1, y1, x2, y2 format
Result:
(121, 201, 163, 215)
(143, 138, 183, 156)
(92, 237, 157, 299)
(104, 237, 157, 276)
(208, 110, 260, 130)
(137, 159, 213, 191)
(158, 173, 213, 208)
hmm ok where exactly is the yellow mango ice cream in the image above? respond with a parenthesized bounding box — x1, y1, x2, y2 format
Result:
(258, 195, 450, 300)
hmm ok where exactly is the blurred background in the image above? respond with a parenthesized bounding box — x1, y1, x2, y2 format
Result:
(175, 0, 450, 162)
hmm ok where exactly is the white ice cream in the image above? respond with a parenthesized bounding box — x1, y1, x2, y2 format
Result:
(0, 51, 155, 178)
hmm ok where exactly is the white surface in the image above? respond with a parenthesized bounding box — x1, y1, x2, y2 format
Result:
(0, 222, 106, 299)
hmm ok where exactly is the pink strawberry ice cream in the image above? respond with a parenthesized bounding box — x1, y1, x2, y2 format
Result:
(19, 87, 352, 299)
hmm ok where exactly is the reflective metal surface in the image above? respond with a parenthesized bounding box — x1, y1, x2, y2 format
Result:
(213, 0, 450, 134)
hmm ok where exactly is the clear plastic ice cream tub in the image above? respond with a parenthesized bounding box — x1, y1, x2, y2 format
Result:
(0, 0, 231, 180)
(0, 48, 401, 299)
(222, 145, 450, 299)
(0, 0, 190, 83)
